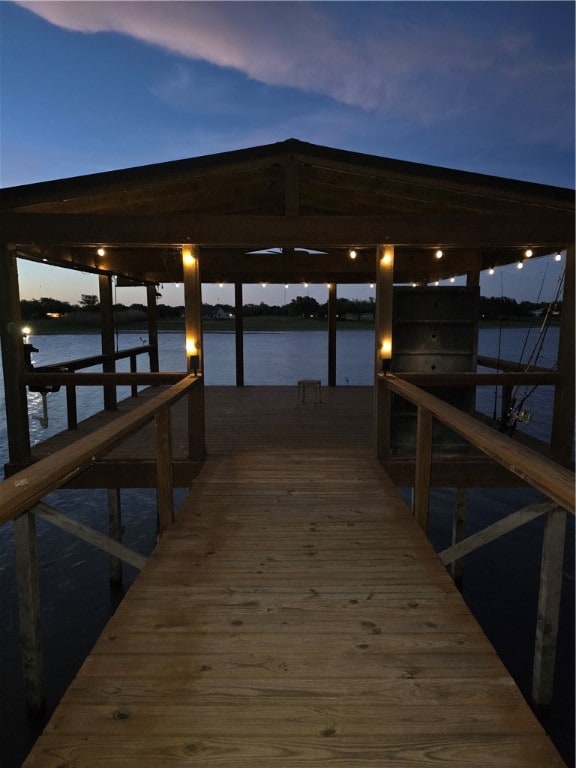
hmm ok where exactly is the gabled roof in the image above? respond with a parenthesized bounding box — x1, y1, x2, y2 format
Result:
(0, 139, 573, 284)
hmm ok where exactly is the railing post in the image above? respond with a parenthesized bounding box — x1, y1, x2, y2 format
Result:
(130, 353, 138, 397)
(13, 511, 46, 714)
(99, 273, 117, 410)
(108, 488, 123, 585)
(451, 489, 467, 587)
(413, 405, 433, 533)
(328, 282, 337, 386)
(532, 505, 567, 712)
(187, 379, 205, 461)
(376, 376, 391, 462)
(156, 407, 174, 535)
(66, 385, 77, 429)
(146, 284, 160, 373)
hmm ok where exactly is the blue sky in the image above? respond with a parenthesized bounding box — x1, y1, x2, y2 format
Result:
(1, 1, 574, 306)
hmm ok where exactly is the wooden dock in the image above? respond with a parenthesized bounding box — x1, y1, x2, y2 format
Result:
(22, 388, 565, 766)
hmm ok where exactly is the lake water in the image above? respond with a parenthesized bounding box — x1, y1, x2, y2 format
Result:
(0, 328, 573, 767)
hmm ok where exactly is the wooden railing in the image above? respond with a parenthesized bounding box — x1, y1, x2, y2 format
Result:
(26, 345, 156, 428)
(1, 372, 203, 713)
(1, 372, 201, 528)
(377, 371, 574, 711)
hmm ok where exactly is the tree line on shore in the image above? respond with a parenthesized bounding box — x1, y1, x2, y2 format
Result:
(20, 293, 561, 323)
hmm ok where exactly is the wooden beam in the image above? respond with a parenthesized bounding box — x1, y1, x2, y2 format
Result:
(532, 505, 567, 710)
(439, 499, 556, 565)
(0, 247, 31, 462)
(477, 355, 555, 374)
(32, 502, 147, 570)
(394, 371, 559, 386)
(235, 282, 244, 387)
(413, 405, 433, 532)
(146, 284, 160, 372)
(1, 212, 572, 246)
(99, 273, 117, 410)
(551, 244, 575, 462)
(328, 282, 337, 386)
(24, 371, 186, 387)
(156, 408, 174, 535)
(13, 512, 46, 714)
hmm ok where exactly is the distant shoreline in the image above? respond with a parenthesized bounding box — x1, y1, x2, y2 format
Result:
(22, 316, 556, 335)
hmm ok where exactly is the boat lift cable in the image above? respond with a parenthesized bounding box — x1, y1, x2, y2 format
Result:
(505, 267, 565, 435)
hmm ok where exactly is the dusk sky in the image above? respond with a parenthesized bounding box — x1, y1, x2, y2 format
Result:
(0, 1, 574, 307)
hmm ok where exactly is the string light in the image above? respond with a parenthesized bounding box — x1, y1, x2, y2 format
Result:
(261, 281, 267, 287)
(488, 267, 495, 275)
(434, 280, 440, 286)
(555, 251, 562, 262)
(435, 249, 443, 259)
(524, 249, 533, 258)
(349, 249, 357, 259)
(449, 276, 455, 283)
(517, 261, 524, 270)
(303, 282, 309, 288)
(97, 247, 106, 257)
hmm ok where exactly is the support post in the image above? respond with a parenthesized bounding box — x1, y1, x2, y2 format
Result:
(146, 284, 160, 373)
(0, 246, 31, 462)
(375, 245, 394, 454)
(413, 405, 433, 533)
(14, 512, 46, 714)
(107, 488, 123, 585)
(66, 385, 78, 429)
(451, 489, 467, 587)
(182, 245, 205, 461)
(129, 353, 138, 397)
(328, 282, 337, 386)
(99, 273, 116, 410)
(156, 407, 174, 535)
(376, 377, 392, 462)
(551, 244, 575, 463)
(235, 281, 244, 387)
(532, 506, 566, 711)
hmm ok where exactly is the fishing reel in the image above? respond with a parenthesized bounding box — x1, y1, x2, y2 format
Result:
(507, 408, 532, 425)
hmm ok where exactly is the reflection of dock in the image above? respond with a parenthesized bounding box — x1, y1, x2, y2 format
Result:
(23, 432, 567, 766)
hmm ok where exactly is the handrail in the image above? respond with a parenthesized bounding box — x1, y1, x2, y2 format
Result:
(33, 345, 153, 372)
(477, 355, 555, 374)
(0, 373, 200, 527)
(380, 373, 574, 514)
(390, 371, 559, 386)
(23, 371, 186, 386)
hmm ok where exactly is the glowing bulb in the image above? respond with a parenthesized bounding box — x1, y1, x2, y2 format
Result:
(525, 249, 533, 258)
(434, 281, 440, 286)
(380, 339, 392, 358)
(449, 276, 455, 283)
(261, 282, 267, 287)
(411, 282, 417, 288)
(22, 326, 31, 337)
(185, 339, 197, 355)
(284, 284, 289, 289)
(303, 282, 309, 288)
(488, 267, 495, 275)
(555, 252, 562, 262)
(219, 282, 224, 288)
(435, 249, 443, 259)
(381, 252, 393, 267)
(369, 283, 374, 288)
(349, 249, 357, 259)
(182, 247, 195, 266)
(517, 261, 524, 270)
(97, 247, 106, 257)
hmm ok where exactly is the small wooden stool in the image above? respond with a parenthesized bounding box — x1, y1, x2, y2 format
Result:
(297, 379, 321, 404)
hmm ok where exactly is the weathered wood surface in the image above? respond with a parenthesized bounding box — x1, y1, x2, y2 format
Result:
(23, 446, 565, 766)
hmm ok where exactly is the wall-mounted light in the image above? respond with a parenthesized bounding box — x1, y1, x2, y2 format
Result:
(488, 267, 495, 275)
(435, 249, 443, 259)
(182, 247, 195, 266)
(380, 339, 392, 373)
(186, 338, 199, 375)
(380, 250, 393, 267)
(349, 249, 357, 259)
(97, 247, 106, 257)
(22, 325, 31, 341)
(555, 251, 562, 262)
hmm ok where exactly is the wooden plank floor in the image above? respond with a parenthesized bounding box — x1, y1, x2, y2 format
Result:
(23, 429, 565, 764)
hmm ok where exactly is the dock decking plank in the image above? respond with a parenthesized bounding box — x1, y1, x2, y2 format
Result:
(23, 442, 565, 766)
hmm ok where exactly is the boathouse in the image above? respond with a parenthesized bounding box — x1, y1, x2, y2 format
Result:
(0, 139, 574, 766)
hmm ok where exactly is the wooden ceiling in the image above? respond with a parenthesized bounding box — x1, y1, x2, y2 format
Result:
(0, 139, 573, 285)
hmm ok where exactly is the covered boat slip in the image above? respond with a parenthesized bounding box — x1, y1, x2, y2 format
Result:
(0, 139, 573, 764)
(22, 443, 566, 767)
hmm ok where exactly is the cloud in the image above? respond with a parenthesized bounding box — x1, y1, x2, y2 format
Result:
(14, 1, 574, 126)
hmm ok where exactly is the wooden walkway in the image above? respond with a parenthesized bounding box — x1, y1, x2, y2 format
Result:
(23, 388, 565, 766)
